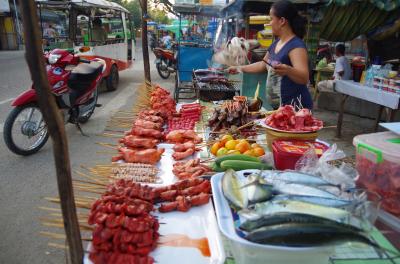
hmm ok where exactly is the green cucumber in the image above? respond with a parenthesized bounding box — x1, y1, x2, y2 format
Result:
(211, 162, 225, 172)
(215, 154, 260, 166)
(220, 160, 271, 171)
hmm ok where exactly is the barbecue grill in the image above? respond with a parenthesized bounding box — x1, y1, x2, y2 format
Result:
(192, 69, 240, 101)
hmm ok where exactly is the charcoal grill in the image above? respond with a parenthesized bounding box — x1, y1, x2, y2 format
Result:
(192, 69, 240, 101)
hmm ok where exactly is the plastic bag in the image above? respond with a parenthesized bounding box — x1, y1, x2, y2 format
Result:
(294, 144, 358, 189)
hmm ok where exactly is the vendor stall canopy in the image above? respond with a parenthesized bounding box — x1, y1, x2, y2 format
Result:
(223, 0, 399, 41)
(35, 0, 129, 13)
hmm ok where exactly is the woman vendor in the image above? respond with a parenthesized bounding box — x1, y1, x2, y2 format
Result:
(228, 0, 313, 109)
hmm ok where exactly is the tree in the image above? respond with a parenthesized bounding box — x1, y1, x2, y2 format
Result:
(149, 8, 171, 24)
(114, 0, 175, 28)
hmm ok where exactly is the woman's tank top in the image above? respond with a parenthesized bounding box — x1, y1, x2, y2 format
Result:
(268, 37, 313, 109)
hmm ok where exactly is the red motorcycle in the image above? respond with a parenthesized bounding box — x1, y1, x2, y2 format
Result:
(153, 43, 176, 79)
(3, 49, 105, 156)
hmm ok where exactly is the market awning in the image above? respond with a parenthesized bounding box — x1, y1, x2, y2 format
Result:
(319, 1, 400, 41)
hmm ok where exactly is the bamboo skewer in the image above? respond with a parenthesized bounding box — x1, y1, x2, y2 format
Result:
(40, 231, 92, 242)
(95, 142, 119, 150)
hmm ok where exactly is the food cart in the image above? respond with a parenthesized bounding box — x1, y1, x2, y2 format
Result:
(172, 3, 242, 102)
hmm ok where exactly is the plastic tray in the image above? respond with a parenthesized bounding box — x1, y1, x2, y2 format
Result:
(210, 170, 334, 264)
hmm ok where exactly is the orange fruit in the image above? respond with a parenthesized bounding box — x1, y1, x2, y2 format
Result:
(210, 142, 221, 155)
(216, 147, 228, 157)
(253, 147, 265, 157)
(225, 139, 238, 150)
(220, 134, 234, 145)
(235, 141, 251, 153)
(243, 149, 255, 156)
(251, 143, 261, 149)
(227, 150, 241, 155)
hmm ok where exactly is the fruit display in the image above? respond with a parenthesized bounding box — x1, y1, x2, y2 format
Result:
(210, 135, 265, 158)
(264, 105, 323, 132)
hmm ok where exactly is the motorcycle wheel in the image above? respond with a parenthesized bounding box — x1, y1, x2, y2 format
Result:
(78, 87, 99, 124)
(157, 58, 170, 79)
(3, 104, 49, 156)
(106, 64, 119, 92)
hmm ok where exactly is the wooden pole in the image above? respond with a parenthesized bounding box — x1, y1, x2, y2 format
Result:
(140, 0, 151, 82)
(19, 1, 83, 263)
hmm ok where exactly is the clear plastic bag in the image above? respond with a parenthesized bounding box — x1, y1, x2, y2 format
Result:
(294, 144, 358, 189)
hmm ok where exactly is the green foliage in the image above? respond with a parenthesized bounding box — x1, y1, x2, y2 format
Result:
(112, 0, 172, 28)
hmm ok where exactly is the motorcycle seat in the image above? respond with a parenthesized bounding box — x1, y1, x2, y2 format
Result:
(68, 61, 103, 90)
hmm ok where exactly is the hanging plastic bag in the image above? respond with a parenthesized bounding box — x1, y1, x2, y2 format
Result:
(294, 144, 358, 189)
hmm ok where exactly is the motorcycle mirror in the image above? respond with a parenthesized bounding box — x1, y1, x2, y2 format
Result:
(79, 46, 91, 53)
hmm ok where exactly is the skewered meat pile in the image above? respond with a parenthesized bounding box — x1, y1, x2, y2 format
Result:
(119, 136, 159, 149)
(133, 119, 163, 130)
(112, 148, 164, 164)
(208, 96, 249, 131)
(111, 163, 159, 183)
(106, 178, 212, 213)
(172, 141, 200, 161)
(166, 130, 202, 144)
(172, 158, 212, 179)
(265, 105, 323, 132)
(166, 103, 202, 133)
(150, 86, 176, 119)
(88, 194, 158, 264)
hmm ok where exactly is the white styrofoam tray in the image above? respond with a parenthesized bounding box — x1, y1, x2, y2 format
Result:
(210, 170, 334, 264)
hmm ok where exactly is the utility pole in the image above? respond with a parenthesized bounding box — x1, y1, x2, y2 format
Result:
(139, 0, 151, 83)
(12, 0, 22, 48)
(18, 1, 83, 263)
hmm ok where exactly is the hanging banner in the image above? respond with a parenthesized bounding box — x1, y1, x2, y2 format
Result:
(0, 0, 10, 12)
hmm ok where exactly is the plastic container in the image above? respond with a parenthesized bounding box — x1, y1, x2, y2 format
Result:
(265, 128, 317, 150)
(272, 140, 329, 170)
(211, 171, 334, 264)
(353, 132, 400, 216)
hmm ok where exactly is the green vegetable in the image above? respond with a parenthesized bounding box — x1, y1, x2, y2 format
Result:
(215, 154, 260, 166)
(220, 160, 271, 171)
(211, 162, 225, 172)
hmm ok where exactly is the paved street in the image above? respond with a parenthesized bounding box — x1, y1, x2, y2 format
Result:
(0, 40, 175, 264)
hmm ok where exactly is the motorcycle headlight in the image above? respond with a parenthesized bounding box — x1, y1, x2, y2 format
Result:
(48, 54, 61, 64)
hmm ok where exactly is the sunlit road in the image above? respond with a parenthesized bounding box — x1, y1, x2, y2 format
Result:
(0, 40, 174, 263)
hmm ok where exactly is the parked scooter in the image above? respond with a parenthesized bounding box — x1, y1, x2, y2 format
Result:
(153, 43, 177, 79)
(3, 49, 106, 156)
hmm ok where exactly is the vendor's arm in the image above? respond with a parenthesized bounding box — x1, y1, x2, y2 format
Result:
(228, 52, 270, 74)
(273, 48, 309, 85)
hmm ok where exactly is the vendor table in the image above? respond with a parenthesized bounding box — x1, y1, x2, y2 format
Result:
(334, 80, 400, 137)
(313, 67, 334, 101)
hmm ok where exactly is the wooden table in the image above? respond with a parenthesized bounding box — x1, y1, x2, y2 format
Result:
(334, 80, 400, 137)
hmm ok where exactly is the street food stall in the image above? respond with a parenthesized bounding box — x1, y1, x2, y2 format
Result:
(33, 77, 399, 263)
(27, 2, 400, 264)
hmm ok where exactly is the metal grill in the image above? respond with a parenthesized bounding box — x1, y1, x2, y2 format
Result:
(192, 69, 240, 101)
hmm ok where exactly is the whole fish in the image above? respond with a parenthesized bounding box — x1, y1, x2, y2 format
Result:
(271, 194, 352, 208)
(245, 223, 379, 248)
(240, 200, 352, 224)
(263, 170, 335, 186)
(272, 181, 339, 199)
(241, 173, 273, 204)
(239, 212, 363, 232)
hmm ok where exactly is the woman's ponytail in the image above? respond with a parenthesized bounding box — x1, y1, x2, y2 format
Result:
(291, 14, 307, 39)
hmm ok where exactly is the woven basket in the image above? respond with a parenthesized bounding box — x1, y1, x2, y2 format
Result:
(265, 128, 318, 150)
